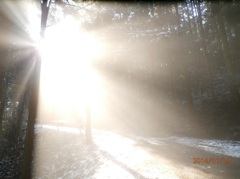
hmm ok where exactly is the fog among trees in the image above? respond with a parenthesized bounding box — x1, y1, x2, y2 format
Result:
(0, 0, 240, 178)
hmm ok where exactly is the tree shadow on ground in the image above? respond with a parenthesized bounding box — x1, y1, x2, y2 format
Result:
(129, 135, 240, 179)
(33, 127, 147, 178)
(32, 129, 101, 179)
(95, 145, 147, 179)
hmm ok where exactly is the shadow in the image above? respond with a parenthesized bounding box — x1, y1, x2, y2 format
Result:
(33, 126, 146, 178)
(95, 144, 147, 179)
(127, 135, 240, 179)
(32, 128, 101, 178)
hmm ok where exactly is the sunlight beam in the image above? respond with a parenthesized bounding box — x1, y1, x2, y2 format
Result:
(37, 15, 104, 125)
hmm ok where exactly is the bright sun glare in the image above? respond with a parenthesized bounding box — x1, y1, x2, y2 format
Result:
(38, 16, 104, 123)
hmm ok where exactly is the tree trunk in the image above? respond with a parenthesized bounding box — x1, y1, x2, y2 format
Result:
(85, 104, 92, 143)
(0, 62, 9, 136)
(22, 1, 51, 178)
(40, 0, 51, 38)
(174, 2, 194, 111)
(196, 1, 216, 102)
(0, 46, 7, 135)
(217, 13, 240, 107)
(184, 66, 194, 112)
(22, 54, 41, 179)
(14, 89, 28, 177)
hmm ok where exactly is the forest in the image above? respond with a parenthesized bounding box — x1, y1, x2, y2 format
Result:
(0, 0, 240, 178)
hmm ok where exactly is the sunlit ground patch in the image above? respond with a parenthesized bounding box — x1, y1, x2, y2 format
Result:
(33, 127, 136, 179)
(33, 125, 225, 179)
(93, 130, 180, 179)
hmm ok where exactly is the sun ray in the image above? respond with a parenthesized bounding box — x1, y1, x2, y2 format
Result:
(37, 15, 105, 125)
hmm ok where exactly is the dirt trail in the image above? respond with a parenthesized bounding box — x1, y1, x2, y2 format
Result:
(33, 126, 240, 179)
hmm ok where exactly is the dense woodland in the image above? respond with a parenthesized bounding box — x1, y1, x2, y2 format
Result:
(0, 0, 240, 178)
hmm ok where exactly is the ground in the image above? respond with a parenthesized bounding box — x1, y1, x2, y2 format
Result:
(32, 125, 240, 179)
